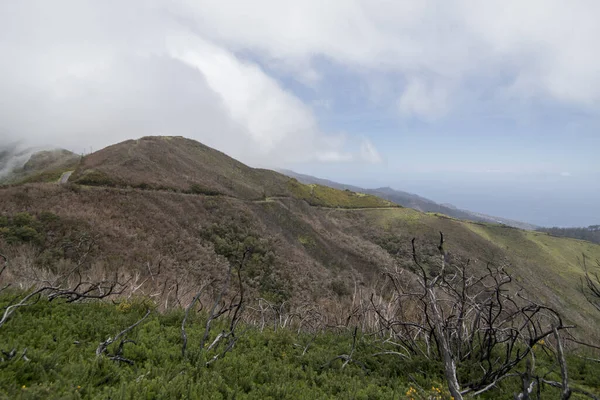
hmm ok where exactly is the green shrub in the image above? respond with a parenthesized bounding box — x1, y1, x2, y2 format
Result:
(0, 212, 44, 244)
(187, 183, 221, 196)
(329, 280, 351, 297)
(200, 222, 289, 302)
(13, 212, 35, 227)
(73, 170, 119, 187)
(286, 179, 398, 209)
(0, 293, 594, 399)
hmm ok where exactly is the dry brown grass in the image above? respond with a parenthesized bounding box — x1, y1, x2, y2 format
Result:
(1, 135, 599, 341)
(71, 136, 291, 199)
(1, 182, 599, 341)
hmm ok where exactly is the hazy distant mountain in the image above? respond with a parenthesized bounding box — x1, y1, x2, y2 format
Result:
(0, 147, 79, 185)
(279, 169, 538, 230)
(0, 143, 32, 179)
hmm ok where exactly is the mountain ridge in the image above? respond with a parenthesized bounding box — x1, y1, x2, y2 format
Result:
(279, 169, 538, 230)
(0, 136, 598, 340)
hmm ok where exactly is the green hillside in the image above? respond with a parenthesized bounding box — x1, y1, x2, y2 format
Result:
(333, 207, 600, 337)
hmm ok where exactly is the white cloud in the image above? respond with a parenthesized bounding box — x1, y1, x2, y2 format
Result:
(0, 0, 377, 167)
(180, 0, 600, 114)
(359, 138, 383, 164)
(397, 78, 453, 119)
(1, 0, 599, 167)
(560, 172, 572, 177)
(315, 151, 353, 163)
(166, 33, 319, 155)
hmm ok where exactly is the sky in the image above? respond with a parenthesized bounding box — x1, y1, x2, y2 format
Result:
(0, 1, 599, 227)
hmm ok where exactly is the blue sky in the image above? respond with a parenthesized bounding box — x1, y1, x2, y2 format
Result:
(269, 56, 600, 227)
(1, 1, 599, 226)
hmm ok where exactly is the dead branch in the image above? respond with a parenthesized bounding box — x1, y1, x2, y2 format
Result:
(47, 277, 126, 303)
(109, 339, 137, 365)
(321, 326, 367, 372)
(0, 252, 7, 277)
(96, 309, 151, 359)
(0, 287, 47, 328)
(375, 234, 570, 400)
(200, 248, 251, 366)
(181, 279, 214, 357)
(1, 347, 29, 363)
(54, 234, 98, 287)
(564, 336, 600, 351)
(0, 252, 9, 294)
(200, 264, 234, 351)
(294, 331, 318, 356)
(554, 328, 572, 400)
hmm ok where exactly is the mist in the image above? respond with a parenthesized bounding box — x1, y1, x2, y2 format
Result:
(0, 1, 369, 168)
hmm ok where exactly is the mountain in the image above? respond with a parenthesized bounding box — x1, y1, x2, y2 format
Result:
(71, 136, 397, 208)
(0, 147, 79, 184)
(0, 143, 32, 179)
(1, 136, 599, 341)
(280, 169, 538, 230)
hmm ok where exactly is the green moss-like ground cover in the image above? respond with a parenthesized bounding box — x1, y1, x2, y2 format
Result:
(1, 293, 598, 399)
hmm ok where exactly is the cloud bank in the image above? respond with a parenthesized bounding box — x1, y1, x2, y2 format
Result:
(1, 1, 599, 167)
(0, 1, 374, 167)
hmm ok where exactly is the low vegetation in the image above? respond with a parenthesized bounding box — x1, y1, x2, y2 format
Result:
(1, 248, 599, 399)
(286, 179, 398, 209)
(538, 225, 600, 245)
(0, 294, 444, 399)
(70, 136, 292, 200)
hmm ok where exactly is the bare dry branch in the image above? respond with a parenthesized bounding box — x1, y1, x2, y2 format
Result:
(96, 309, 151, 359)
(0, 287, 47, 328)
(377, 233, 570, 399)
(554, 328, 572, 400)
(181, 280, 214, 357)
(321, 326, 367, 372)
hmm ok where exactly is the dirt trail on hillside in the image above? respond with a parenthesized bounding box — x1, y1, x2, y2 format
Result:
(58, 171, 73, 184)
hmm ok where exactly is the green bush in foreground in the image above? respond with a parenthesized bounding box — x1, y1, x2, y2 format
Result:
(0, 293, 597, 399)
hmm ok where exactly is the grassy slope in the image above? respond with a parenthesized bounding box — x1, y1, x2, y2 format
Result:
(464, 223, 600, 334)
(336, 207, 600, 339)
(286, 179, 399, 209)
(1, 295, 597, 400)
